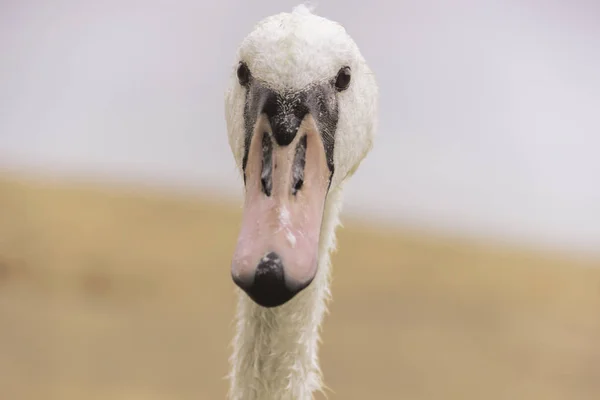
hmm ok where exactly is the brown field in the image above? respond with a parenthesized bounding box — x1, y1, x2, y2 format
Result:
(0, 173, 599, 400)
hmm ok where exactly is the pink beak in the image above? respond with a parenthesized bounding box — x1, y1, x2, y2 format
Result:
(231, 114, 331, 307)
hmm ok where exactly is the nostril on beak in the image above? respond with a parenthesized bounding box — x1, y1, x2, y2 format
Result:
(261, 133, 273, 196)
(291, 135, 307, 195)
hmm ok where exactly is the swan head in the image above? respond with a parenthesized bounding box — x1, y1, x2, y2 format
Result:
(225, 5, 378, 308)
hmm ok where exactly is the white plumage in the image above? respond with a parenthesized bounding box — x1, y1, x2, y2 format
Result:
(225, 6, 378, 399)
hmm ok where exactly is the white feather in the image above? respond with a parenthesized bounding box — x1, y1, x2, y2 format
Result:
(225, 7, 377, 400)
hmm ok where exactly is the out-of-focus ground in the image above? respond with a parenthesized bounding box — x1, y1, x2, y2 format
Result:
(0, 173, 599, 400)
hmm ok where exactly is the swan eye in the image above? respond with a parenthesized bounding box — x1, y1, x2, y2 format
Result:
(334, 66, 351, 91)
(237, 62, 251, 86)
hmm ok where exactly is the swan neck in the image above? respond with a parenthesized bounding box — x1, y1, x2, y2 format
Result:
(228, 186, 344, 400)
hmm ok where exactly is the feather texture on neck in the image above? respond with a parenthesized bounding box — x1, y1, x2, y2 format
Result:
(228, 186, 344, 400)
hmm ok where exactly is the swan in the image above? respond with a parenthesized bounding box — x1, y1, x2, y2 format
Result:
(224, 5, 378, 399)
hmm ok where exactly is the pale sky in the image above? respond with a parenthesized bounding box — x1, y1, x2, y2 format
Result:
(1, 0, 599, 255)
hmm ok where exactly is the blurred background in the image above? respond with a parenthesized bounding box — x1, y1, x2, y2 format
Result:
(0, 0, 599, 399)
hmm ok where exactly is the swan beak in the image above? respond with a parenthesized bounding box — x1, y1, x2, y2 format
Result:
(231, 113, 331, 308)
